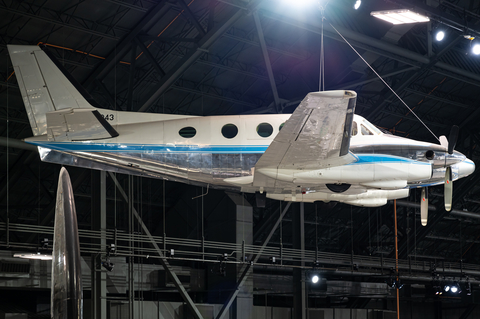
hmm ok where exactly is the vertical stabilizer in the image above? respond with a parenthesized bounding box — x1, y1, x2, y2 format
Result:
(7, 45, 94, 136)
(52, 167, 83, 319)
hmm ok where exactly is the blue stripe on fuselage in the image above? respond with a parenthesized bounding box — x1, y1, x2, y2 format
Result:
(27, 141, 430, 165)
(27, 141, 270, 154)
(349, 154, 430, 165)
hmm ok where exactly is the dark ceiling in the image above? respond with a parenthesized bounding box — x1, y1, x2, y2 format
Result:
(1, 0, 480, 310)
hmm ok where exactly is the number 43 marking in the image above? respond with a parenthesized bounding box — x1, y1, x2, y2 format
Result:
(102, 114, 114, 121)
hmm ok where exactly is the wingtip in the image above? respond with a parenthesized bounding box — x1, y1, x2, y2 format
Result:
(309, 90, 357, 99)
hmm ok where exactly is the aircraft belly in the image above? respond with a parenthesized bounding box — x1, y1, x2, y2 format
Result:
(38, 146, 260, 189)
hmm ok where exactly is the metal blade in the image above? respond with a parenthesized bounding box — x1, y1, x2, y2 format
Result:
(445, 166, 453, 211)
(421, 187, 428, 226)
(448, 125, 459, 154)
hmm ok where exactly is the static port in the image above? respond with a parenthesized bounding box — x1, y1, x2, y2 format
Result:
(426, 150, 435, 160)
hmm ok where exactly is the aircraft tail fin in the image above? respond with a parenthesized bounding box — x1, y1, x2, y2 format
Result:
(8, 45, 97, 136)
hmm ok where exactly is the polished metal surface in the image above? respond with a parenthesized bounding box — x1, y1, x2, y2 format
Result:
(52, 167, 83, 319)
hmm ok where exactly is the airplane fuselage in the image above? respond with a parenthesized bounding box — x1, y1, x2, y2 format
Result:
(25, 111, 474, 206)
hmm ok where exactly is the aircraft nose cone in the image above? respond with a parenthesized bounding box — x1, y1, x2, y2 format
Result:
(458, 159, 475, 178)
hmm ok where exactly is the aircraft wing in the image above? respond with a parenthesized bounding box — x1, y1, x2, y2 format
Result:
(253, 90, 357, 189)
(46, 108, 119, 142)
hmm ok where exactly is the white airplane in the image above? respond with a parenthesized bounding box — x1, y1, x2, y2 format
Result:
(8, 45, 475, 225)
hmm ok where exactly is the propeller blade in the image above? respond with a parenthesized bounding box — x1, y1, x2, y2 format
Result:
(421, 187, 428, 226)
(445, 167, 453, 211)
(439, 135, 448, 149)
(448, 125, 459, 154)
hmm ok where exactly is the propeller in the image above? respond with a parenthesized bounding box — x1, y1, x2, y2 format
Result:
(447, 125, 459, 155)
(422, 125, 459, 225)
(444, 126, 458, 211)
(421, 187, 428, 227)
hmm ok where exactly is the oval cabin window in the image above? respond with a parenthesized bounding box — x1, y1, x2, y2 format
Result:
(222, 124, 238, 139)
(179, 126, 197, 138)
(279, 123, 285, 131)
(257, 123, 273, 137)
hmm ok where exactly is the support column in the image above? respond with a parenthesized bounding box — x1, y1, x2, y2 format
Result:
(91, 171, 107, 319)
(292, 203, 306, 319)
(108, 172, 204, 319)
(228, 193, 253, 319)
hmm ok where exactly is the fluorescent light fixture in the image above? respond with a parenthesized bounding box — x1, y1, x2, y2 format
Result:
(371, 9, 430, 24)
(435, 30, 445, 41)
(14, 252, 52, 260)
(354, 0, 361, 10)
(472, 43, 480, 55)
(281, 0, 316, 7)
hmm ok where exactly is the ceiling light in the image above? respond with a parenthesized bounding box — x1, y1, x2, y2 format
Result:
(281, 0, 316, 7)
(452, 282, 461, 294)
(14, 252, 52, 260)
(371, 9, 430, 25)
(435, 30, 445, 42)
(354, 0, 361, 10)
(472, 43, 480, 55)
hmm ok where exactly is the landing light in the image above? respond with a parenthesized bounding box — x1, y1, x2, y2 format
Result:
(311, 274, 320, 284)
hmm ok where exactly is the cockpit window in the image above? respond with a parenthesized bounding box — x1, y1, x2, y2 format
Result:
(352, 121, 358, 136)
(361, 124, 374, 135)
(362, 121, 382, 135)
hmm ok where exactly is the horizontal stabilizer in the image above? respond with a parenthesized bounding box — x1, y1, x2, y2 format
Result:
(47, 108, 119, 141)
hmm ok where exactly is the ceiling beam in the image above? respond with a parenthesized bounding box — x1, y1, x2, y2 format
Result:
(83, 0, 169, 87)
(0, 3, 122, 40)
(138, 0, 264, 112)
(262, 10, 480, 87)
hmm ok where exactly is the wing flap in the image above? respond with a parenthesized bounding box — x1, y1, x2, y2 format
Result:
(46, 108, 119, 141)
